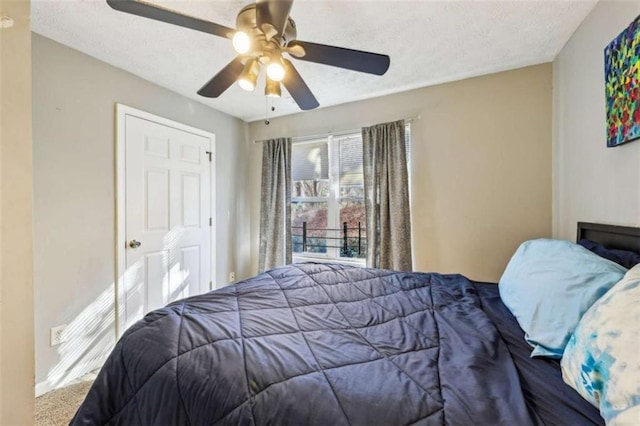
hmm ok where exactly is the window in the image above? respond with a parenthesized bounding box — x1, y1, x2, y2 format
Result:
(291, 125, 411, 264)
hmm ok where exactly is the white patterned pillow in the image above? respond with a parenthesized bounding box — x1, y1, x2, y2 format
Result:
(561, 264, 640, 425)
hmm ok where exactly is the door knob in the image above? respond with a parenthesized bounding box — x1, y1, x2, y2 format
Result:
(129, 240, 142, 249)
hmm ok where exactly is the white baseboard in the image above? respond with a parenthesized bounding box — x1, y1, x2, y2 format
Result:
(35, 380, 54, 397)
(35, 368, 100, 397)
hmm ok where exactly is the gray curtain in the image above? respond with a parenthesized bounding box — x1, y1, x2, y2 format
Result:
(362, 120, 412, 270)
(258, 138, 292, 272)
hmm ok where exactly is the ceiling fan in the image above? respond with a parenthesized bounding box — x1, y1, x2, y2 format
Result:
(106, 0, 391, 111)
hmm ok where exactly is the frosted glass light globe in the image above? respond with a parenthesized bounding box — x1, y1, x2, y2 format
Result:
(232, 31, 251, 54)
(238, 77, 255, 91)
(266, 62, 285, 82)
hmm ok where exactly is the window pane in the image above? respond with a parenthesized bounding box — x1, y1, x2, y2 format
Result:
(339, 199, 366, 258)
(338, 135, 363, 194)
(292, 141, 328, 181)
(339, 185, 364, 198)
(292, 179, 330, 198)
(292, 201, 328, 254)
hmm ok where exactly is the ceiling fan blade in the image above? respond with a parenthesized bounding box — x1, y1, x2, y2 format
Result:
(197, 57, 245, 98)
(287, 40, 390, 75)
(256, 0, 293, 39)
(106, 0, 234, 39)
(282, 59, 319, 111)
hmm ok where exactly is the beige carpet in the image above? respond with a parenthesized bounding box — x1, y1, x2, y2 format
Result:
(35, 380, 93, 426)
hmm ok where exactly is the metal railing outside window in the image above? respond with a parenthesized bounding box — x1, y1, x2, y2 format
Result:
(292, 221, 366, 259)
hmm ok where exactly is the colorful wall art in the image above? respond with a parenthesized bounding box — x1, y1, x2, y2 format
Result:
(605, 14, 640, 147)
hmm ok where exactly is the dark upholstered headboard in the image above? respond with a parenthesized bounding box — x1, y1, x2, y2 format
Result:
(577, 222, 640, 253)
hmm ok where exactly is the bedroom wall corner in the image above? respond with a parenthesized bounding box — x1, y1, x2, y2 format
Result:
(553, 0, 640, 240)
(32, 34, 252, 394)
(0, 0, 35, 422)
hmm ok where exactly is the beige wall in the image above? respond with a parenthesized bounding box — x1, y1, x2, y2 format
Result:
(249, 64, 552, 282)
(0, 0, 35, 422)
(32, 34, 251, 391)
(553, 0, 640, 240)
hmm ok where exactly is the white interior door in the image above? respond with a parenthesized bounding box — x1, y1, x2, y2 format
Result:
(119, 108, 214, 332)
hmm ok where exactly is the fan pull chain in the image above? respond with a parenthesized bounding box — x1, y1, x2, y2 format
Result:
(264, 97, 276, 125)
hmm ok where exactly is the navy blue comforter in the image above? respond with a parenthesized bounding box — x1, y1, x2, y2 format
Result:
(71, 263, 598, 425)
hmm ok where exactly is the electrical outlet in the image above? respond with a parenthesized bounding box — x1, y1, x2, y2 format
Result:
(50, 324, 67, 347)
(229, 271, 236, 282)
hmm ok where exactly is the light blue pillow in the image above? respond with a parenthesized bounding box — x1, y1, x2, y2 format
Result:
(499, 239, 626, 358)
(561, 265, 640, 424)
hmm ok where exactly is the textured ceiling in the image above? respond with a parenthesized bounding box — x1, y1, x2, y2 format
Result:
(31, 0, 597, 122)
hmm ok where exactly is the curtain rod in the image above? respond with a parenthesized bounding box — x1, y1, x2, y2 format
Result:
(252, 115, 421, 144)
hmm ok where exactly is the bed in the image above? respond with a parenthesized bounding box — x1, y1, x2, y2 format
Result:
(71, 222, 640, 425)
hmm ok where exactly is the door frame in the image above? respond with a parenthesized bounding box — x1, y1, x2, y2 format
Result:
(115, 103, 216, 338)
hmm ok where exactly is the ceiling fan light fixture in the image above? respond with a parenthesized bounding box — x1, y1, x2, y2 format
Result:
(232, 31, 251, 54)
(238, 59, 260, 91)
(107, 0, 390, 111)
(265, 78, 281, 97)
(266, 59, 286, 82)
